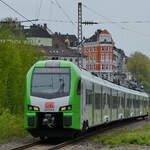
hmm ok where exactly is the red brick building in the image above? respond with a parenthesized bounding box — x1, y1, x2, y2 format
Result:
(83, 29, 115, 80)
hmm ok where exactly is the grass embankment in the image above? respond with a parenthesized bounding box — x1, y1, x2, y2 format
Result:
(0, 109, 29, 144)
(92, 123, 150, 147)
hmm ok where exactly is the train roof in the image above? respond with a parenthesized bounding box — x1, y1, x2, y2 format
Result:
(78, 67, 148, 98)
(68, 62, 148, 98)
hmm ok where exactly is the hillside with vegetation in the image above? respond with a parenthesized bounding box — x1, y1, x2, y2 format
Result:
(0, 19, 46, 143)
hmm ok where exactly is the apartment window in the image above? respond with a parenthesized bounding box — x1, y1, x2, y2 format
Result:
(89, 48, 91, 52)
(105, 54, 108, 61)
(102, 46, 104, 51)
(106, 46, 108, 51)
(90, 55, 93, 60)
(70, 58, 72, 62)
(110, 54, 112, 61)
(85, 48, 88, 52)
(94, 47, 96, 52)
(109, 46, 112, 51)
(109, 65, 111, 70)
(93, 54, 96, 60)
(93, 64, 96, 70)
(102, 54, 104, 60)
(102, 64, 104, 70)
(106, 64, 108, 70)
(89, 64, 91, 70)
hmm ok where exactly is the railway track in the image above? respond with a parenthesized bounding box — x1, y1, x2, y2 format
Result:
(11, 116, 150, 150)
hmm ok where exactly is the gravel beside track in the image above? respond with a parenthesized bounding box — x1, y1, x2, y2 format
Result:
(0, 136, 39, 150)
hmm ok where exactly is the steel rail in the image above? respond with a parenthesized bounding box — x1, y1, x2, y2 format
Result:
(11, 116, 149, 150)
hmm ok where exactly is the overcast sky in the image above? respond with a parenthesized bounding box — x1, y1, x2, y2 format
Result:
(0, 0, 150, 57)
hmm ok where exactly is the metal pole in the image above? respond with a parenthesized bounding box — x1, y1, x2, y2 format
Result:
(78, 2, 82, 67)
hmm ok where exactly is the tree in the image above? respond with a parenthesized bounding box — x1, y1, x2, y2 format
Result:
(0, 18, 46, 114)
(127, 52, 150, 90)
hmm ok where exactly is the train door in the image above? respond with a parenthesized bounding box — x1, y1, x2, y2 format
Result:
(133, 95, 136, 116)
(81, 79, 92, 128)
(81, 79, 93, 127)
(94, 84, 102, 125)
(137, 96, 140, 116)
(118, 91, 124, 119)
(130, 94, 134, 117)
(143, 97, 146, 115)
(124, 93, 128, 118)
(139, 96, 143, 116)
(121, 92, 125, 119)
(129, 94, 132, 117)
(102, 87, 110, 122)
(112, 89, 118, 121)
(125, 93, 130, 118)
(146, 97, 149, 115)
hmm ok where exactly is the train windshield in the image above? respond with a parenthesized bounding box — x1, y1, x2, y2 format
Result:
(31, 67, 70, 99)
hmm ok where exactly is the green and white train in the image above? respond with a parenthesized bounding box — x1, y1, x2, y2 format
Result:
(24, 60, 149, 138)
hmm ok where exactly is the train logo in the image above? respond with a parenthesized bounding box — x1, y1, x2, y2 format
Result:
(45, 102, 54, 111)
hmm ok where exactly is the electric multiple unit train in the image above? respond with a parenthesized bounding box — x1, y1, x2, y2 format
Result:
(24, 60, 149, 139)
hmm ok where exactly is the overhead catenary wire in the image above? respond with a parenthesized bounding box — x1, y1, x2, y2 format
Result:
(0, 0, 54, 34)
(36, 0, 44, 20)
(82, 4, 150, 37)
(0, 0, 34, 24)
(53, 0, 76, 26)
(40, 19, 150, 25)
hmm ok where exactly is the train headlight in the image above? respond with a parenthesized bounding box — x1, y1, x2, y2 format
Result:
(28, 105, 40, 111)
(59, 105, 72, 111)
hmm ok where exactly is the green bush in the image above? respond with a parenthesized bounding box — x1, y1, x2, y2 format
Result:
(0, 110, 29, 144)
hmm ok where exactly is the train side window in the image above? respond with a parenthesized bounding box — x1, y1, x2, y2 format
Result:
(122, 97, 125, 108)
(133, 98, 136, 108)
(102, 93, 107, 109)
(107, 93, 110, 108)
(112, 90, 117, 109)
(127, 95, 130, 108)
(95, 93, 100, 109)
(77, 80, 81, 95)
(136, 99, 139, 108)
(86, 89, 92, 105)
(113, 96, 117, 109)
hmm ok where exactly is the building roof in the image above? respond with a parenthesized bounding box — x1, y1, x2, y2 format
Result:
(102, 29, 110, 34)
(85, 29, 102, 42)
(53, 32, 78, 47)
(24, 24, 51, 38)
(41, 46, 86, 57)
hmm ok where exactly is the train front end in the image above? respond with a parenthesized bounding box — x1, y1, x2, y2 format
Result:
(24, 60, 81, 138)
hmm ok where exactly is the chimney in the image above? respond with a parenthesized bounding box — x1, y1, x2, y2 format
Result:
(43, 23, 47, 30)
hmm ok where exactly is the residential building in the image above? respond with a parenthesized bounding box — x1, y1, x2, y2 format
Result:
(83, 29, 127, 81)
(59, 33, 78, 49)
(41, 32, 87, 68)
(24, 24, 52, 47)
(83, 29, 115, 80)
